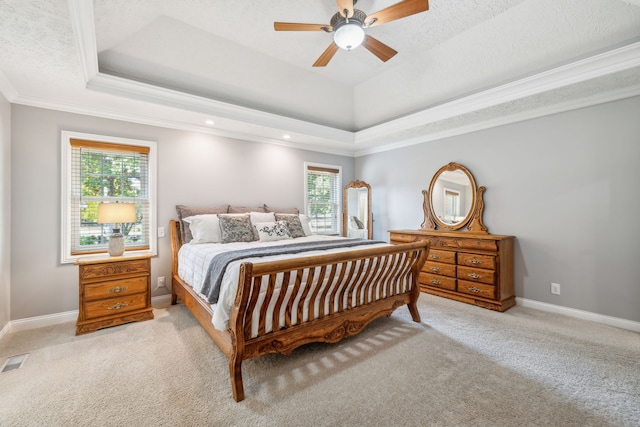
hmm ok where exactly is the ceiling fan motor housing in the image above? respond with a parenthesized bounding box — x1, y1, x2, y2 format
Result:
(330, 9, 367, 32)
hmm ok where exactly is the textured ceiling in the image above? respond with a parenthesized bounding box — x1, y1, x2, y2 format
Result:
(1, 0, 640, 155)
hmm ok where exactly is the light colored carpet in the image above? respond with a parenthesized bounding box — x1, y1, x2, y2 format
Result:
(1, 294, 638, 427)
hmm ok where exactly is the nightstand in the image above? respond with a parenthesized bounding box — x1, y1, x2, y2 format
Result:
(75, 254, 154, 335)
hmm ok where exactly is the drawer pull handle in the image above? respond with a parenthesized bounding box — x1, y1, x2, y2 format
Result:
(467, 273, 481, 279)
(108, 303, 128, 310)
(430, 279, 441, 285)
(430, 254, 440, 259)
(469, 258, 482, 265)
(109, 286, 128, 293)
(430, 267, 441, 272)
(468, 287, 482, 293)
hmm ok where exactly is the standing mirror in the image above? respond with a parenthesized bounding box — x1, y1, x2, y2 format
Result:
(422, 162, 488, 233)
(343, 180, 372, 239)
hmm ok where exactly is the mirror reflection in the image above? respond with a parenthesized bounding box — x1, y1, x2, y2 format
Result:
(431, 170, 473, 226)
(343, 180, 372, 240)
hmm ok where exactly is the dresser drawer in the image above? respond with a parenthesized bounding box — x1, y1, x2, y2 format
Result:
(457, 265, 495, 285)
(419, 273, 456, 291)
(80, 259, 149, 281)
(426, 249, 456, 264)
(424, 261, 456, 277)
(84, 294, 148, 320)
(458, 253, 496, 270)
(457, 238, 498, 252)
(84, 277, 148, 301)
(457, 280, 496, 299)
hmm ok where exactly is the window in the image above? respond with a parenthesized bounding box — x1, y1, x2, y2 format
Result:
(61, 131, 157, 263)
(304, 162, 342, 235)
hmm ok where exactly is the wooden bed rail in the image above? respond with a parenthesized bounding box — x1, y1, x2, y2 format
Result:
(169, 219, 429, 401)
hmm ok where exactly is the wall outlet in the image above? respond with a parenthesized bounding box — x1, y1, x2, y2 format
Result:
(157, 276, 166, 289)
(551, 282, 561, 295)
(158, 227, 165, 238)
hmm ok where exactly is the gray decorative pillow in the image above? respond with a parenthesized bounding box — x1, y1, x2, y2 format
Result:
(176, 204, 229, 243)
(218, 214, 256, 243)
(275, 214, 305, 238)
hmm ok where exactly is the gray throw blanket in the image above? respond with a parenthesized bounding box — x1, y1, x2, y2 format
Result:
(201, 238, 384, 304)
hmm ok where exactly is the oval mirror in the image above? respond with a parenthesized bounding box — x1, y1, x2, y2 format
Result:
(428, 163, 476, 231)
(342, 180, 372, 240)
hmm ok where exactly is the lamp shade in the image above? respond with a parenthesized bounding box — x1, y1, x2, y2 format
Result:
(334, 23, 365, 50)
(97, 202, 136, 224)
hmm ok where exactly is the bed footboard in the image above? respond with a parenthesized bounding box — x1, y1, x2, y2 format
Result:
(228, 240, 429, 401)
(169, 219, 428, 401)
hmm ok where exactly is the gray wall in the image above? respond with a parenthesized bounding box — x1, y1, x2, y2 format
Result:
(9, 105, 354, 320)
(0, 92, 10, 330)
(357, 95, 640, 322)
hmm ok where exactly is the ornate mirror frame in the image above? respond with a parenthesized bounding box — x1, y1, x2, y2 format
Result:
(342, 180, 372, 240)
(421, 162, 488, 234)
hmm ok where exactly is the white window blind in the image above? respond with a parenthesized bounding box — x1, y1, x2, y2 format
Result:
(305, 163, 341, 235)
(61, 132, 157, 263)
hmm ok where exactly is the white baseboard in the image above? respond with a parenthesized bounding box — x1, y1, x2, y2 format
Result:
(516, 297, 640, 333)
(3, 294, 174, 336)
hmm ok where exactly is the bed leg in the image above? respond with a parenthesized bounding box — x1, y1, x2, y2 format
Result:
(408, 301, 421, 323)
(229, 355, 245, 402)
(171, 292, 178, 305)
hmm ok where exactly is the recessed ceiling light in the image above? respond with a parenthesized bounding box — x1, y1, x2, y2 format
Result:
(283, 134, 291, 139)
(205, 120, 214, 125)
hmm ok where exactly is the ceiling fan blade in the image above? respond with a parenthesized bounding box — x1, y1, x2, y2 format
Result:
(362, 36, 398, 62)
(274, 22, 332, 31)
(336, 0, 354, 18)
(365, 0, 429, 27)
(313, 43, 340, 67)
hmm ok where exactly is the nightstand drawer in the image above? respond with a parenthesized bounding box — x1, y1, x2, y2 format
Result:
(84, 294, 148, 320)
(80, 259, 149, 281)
(84, 277, 148, 301)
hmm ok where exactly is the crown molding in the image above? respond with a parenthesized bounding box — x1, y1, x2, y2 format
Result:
(354, 39, 640, 145)
(86, 72, 355, 144)
(354, 84, 640, 156)
(0, 71, 18, 102)
(67, 0, 99, 82)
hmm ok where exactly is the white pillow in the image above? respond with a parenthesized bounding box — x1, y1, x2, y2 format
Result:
(249, 211, 276, 225)
(183, 214, 221, 244)
(254, 221, 292, 242)
(299, 214, 313, 236)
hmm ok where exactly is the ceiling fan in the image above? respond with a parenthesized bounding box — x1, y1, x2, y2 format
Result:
(274, 0, 430, 67)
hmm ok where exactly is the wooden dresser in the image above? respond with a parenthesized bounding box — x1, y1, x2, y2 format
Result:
(390, 230, 515, 312)
(76, 254, 154, 335)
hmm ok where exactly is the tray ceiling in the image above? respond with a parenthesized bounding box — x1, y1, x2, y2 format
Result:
(1, 0, 640, 155)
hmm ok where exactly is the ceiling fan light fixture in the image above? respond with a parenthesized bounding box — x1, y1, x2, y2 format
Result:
(334, 23, 365, 50)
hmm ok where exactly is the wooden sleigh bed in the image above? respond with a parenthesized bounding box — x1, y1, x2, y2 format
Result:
(170, 218, 429, 401)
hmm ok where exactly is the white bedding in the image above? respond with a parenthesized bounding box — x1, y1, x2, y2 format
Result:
(177, 235, 388, 332)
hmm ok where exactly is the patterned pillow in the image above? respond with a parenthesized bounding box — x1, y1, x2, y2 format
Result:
(275, 214, 305, 238)
(254, 221, 292, 242)
(218, 214, 256, 243)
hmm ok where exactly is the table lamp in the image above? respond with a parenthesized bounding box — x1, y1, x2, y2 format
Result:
(97, 202, 137, 256)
